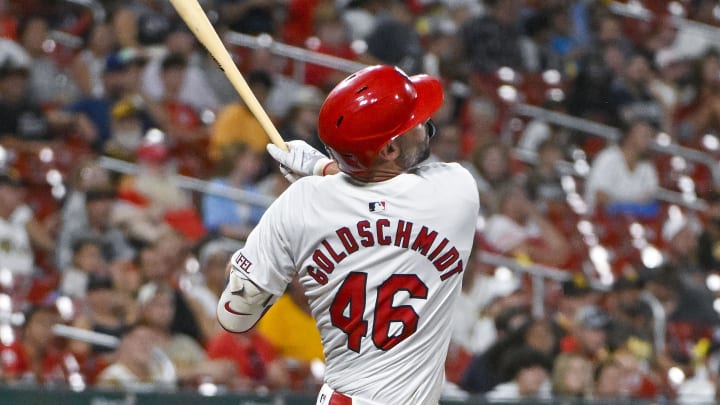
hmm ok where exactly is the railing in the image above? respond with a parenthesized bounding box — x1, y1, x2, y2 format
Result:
(97, 156, 275, 208)
(478, 251, 571, 318)
(609, 0, 720, 44)
(224, 31, 369, 82)
(511, 103, 720, 185)
(513, 147, 708, 212)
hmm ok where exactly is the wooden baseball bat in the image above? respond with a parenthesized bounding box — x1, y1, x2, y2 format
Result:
(168, 0, 288, 151)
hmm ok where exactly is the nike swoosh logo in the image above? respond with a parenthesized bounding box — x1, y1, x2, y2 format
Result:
(224, 301, 251, 316)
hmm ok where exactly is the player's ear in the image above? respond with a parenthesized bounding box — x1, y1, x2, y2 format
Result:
(377, 141, 400, 162)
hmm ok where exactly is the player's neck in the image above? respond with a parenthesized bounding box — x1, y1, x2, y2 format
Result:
(351, 162, 405, 183)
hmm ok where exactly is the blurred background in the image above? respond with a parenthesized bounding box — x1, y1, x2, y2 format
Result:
(2, 0, 720, 403)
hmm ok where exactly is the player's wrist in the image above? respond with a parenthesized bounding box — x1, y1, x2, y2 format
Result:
(312, 157, 335, 176)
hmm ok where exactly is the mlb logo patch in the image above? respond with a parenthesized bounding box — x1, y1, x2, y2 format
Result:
(369, 201, 386, 212)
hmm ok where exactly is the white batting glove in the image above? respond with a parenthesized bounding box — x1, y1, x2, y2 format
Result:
(266, 140, 334, 182)
(278, 165, 300, 183)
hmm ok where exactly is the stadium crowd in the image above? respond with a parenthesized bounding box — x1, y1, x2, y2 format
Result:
(2, 0, 720, 402)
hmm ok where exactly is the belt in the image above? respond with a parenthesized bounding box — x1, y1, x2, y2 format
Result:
(329, 391, 352, 405)
(317, 384, 353, 405)
(317, 383, 387, 405)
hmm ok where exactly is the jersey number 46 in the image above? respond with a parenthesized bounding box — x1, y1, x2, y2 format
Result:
(330, 272, 428, 352)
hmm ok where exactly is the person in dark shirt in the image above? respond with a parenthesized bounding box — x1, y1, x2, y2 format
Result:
(0, 62, 95, 153)
(364, 0, 423, 74)
(67, 51, 153, 151)
(698, 190, 720, 272)
(219, 0, 277, 35)
(460, 0, 524, 73)
(0, 63, 49, 141)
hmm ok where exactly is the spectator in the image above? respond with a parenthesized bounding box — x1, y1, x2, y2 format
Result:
(364, 0, 423, 74)
(427, 121, 463, 164)
(608, 346, 660, 399)
(304, 5, 356, 91)
(96, 325, 176, 391)
(552, 275, 602, 338)
(110, 5, 141, 50)
(644, 265, 719, 329)
(609, 52, 664, 127)
(206, 329, 291, 391)
(460, 316, 556, 395)
(661, 212, 703, 274)
(566, 41, 623, 124)
(649, 48, 693, 136)
(422, 15, 463, 79)
(119, 141, 192, 215)
(698, 189, 720, 272)
(460, 96, 500, 158)
(133, 236, 205, 344)
(279, 85, 325, 151)
(519, 11, 551, 73)
(218, 0, 278, 36)
(103, 94, 147, 159)
(156, 53, 205, 144)
(559, 305, 610, 362)
(141, 25, 220, 113)
(0, 61, 93, 154)
(470, 141, 514, 213)
(517, 99, 571, 153)
(201, 142, 265, 240)
(17, 16, 77, 105)
(551, 352, 594, 398)
(179, 237, 240, 338)
(583, 118, 659, 216)
(256, 276, 325, 390)
(525, 139, 566, 211)
(604, 268, 654, 350)
(72, 274, 134, 356)
(58, 159, 113, 244)
(281, 0, 323, 46)
(245, 47, 306, 119)
(55, 187, 135, 270)
(66, 50, 152, 150)
(339, 0, 384, 42)
(12, 305, 78, 385)
(593, 358, 632, 400)
(0, 171, 34, 276)
(69, 22, 116, 99)
(593, 14, 634, 56)
(482, 183, 571, 267)
(135, 282, 237, 388)
(543, 7, 582, 74)
(209, 70, 273, 160)
(485, 347, 552, 401)
(460, 0, 524, 73)
(451, 257, 524, 359)
(682, 50, 720, 142)
(121, 0, 173, 48)
(59, 237, 107, 298)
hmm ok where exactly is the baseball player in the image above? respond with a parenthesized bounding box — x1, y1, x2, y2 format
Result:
(217, 65, 479, 404)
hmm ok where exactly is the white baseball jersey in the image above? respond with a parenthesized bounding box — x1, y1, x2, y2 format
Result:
(231, 162, 479, 404)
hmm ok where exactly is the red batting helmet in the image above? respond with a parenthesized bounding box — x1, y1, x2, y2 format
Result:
(317, 65, 444, 175)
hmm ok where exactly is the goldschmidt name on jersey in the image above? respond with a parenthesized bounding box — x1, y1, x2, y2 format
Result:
(306, 218, 464, 285)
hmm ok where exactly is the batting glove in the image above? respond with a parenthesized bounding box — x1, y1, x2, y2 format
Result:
(267, 140, 334, 182)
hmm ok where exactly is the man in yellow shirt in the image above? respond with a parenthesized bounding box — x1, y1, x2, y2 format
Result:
(257, 278, 324, 390)
(209, 71, 274, 160)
